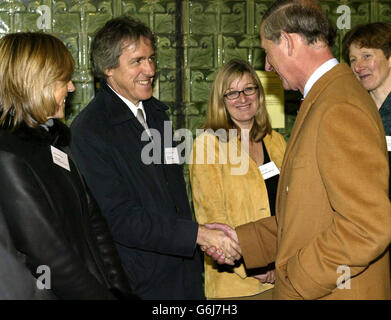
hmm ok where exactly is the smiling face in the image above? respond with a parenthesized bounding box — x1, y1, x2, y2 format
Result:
(105, 36, 155, 105)
(349, 43, 391, 93)
(224, 73, 259, 129)
(52, 80, 75, 119)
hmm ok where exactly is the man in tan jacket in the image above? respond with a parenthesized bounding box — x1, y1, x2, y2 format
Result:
(205, 0, 391, 299)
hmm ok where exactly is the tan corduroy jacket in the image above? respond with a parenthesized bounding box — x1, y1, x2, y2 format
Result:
(190, 130, 286, 299)
(236, 63, 391, 300)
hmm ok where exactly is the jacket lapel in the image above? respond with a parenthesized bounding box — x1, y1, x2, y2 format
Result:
(281, 97, 314, 167)
(275, 100, 311, 224)
(143, 97, 169, 127)
(101, 82, 146, 135)
(276, 63, 350, 222)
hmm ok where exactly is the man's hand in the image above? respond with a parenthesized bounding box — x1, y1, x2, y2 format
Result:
(198, 223, 241, 265)
(253, 270, 276, 284)
(197, 224, 241, 266)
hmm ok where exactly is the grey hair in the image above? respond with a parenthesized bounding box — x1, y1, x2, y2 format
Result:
(262, 0, 336, 47)
(91, 16, 155, 79)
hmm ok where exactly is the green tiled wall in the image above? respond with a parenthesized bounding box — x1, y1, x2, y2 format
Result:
(2, 0, 390, 198)
(2, 0, 390, 134)
(0, 0, 391, 139)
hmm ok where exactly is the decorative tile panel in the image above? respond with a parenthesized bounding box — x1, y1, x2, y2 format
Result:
(378, 1, 391, 22)
(1, 0, 388, 132)
(2, 0, 391, 202)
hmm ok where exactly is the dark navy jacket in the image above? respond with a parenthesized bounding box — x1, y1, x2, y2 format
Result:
(70, 82, 204, 299)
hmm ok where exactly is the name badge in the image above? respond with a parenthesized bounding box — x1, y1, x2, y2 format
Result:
(259, 161, 280, 180)
(386, 136, 391, 152)
(164, 147, 180, 164)
(50, 146, 70, 171)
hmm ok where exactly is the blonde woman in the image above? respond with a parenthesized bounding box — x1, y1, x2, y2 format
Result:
(190, 59, 286, 299)
(0, 33, 134, 299)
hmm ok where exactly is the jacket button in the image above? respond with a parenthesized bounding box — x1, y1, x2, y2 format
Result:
(286, 185, 289, 193)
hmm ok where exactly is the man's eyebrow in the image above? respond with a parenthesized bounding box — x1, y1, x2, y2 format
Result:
(130, 54, 155, 61)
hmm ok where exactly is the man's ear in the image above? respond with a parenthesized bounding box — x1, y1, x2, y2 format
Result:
(280, 30, 294, 56)
(104, 68, 112, 78)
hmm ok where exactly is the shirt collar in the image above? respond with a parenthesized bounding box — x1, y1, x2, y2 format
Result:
(303, 58, 339, 98)
(107, 84, 147, 120)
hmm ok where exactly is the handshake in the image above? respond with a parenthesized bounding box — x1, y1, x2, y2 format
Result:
(197, 223, 242, 265)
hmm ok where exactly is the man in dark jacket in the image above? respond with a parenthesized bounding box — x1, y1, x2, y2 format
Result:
(70, 17, 241, 299)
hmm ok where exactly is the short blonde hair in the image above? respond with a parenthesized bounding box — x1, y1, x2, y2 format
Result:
(204, 59, 272, 142)
(0, 32, 75, 128)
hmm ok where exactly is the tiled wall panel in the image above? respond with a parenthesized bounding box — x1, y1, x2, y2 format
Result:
(1, 0, 391, 197)
(1, 0, 389, 132)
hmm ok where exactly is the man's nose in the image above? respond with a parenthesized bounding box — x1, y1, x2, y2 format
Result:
(143, 59, 155, 76)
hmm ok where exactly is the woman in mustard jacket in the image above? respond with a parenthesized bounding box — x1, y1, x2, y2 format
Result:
(190, 59, 286, 299)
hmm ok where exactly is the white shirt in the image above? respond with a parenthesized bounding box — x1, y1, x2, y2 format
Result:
(107, 84, 147, 121)
(303, 58, 339, 99)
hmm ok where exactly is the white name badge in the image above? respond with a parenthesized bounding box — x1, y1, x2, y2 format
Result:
(50, 146, 70, 171)
(164, 147, 180, 164)
(259, 161, 280, 180)
(386, 136, 391, 152)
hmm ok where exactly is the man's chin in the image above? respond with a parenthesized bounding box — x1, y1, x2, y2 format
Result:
(281, 81, 300, 92)
(135, 91, 153, 101)
(282, 83, 293, 91)
(141, 93, 153, 101)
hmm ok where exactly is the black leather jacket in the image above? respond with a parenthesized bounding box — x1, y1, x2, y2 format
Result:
(0, 207, 56, 299)
(0, 118, 134, 299)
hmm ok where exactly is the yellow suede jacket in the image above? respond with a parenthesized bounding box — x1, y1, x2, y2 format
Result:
(190, 130, 286, 299)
